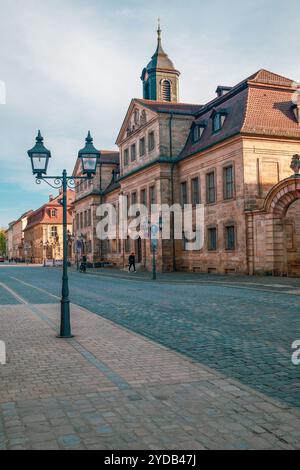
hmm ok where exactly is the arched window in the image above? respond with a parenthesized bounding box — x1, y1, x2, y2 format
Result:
(162, 80, 171, 101)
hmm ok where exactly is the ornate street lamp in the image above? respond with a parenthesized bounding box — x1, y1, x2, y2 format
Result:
(27, 131, 51, 177)
(78, 131, 100, 177)
(27, 131, 99, 338)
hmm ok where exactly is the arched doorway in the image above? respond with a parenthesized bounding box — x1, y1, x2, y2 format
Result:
(248, 176, 300, 277)
(284, 199, 300, 276)
(260, 176, 300, 277)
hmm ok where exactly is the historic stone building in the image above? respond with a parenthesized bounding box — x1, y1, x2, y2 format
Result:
(74, 26, 300, 276)
(72, 148, 119, 265)
(10, 210, 33, 261)
(24, 191, 74, 264)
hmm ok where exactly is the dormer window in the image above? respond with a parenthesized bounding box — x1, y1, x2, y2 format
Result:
(193, 123, 206, 142)
(51, 209, 57, 217)
(212, 110, 228, 133)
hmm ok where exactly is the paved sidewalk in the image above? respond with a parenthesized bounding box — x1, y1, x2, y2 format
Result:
(1, 302, 300, 450)
(71, 266, 300, 293)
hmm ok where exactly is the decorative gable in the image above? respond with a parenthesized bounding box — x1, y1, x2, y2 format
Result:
(116, 99, 158, 145)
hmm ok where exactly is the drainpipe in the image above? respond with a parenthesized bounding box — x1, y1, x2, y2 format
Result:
(99, 162, 103, 265)
(169, 113, 177, 272)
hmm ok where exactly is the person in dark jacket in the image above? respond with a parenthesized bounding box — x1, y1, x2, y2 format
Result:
(128, 253, 136, 273)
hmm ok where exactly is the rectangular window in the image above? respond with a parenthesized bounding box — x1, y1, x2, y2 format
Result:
(125, 237, 130, 253)
(51, 226, 57, 238)
(80, 212, 83, 229)
(76, 214, 80, 230)
(149, 185, 156, 205)
(208, 227, 217, 251)
(180, 181, 188, 207)
(191, 177, 200, 205)
(84, 211, 87, 227)
(139, 138, 145, 157)
(131, 144, 136, 162)
(225, 225, 235, 250)
(224, 165, 234, 200)
(88, 209, 91, 226)
(140, 189, 147, 206)
(206, 172, 216, 204)
(148, 131, 155, 151)
(124, 149, 129, 166)
(131, 192, 137, 205)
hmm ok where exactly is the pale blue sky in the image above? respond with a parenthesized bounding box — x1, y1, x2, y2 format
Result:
(0, 0, 299, 227)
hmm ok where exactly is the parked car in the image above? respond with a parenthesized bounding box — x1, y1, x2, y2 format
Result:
(0, 257, 5, 262)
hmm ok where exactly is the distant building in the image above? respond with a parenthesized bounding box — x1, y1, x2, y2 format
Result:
(23, 191, 74, 264)
(6, 221, 15, 260)
(9, 211, 33, 261)
(72, 150, 119, 265)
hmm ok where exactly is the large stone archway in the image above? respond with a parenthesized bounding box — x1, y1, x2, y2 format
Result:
(247, 177, 300, 276)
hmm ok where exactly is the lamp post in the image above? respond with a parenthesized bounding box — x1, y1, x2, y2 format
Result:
(27, 130, 100, 338)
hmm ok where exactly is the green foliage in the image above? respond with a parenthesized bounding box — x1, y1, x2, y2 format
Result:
(0, 229, 6, 255)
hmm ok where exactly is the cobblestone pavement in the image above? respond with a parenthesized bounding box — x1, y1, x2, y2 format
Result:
(0, 296, 300, 450)
(0, 267, 299, 410)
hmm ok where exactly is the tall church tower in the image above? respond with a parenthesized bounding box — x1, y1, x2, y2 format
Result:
(141, 21, 180, 102)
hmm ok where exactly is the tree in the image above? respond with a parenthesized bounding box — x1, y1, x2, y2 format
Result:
(0, 229, 6, 256)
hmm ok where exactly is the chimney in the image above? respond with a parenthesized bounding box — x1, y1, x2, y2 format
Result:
(49, 195, 54, 202)
(216, 86, 232, 98)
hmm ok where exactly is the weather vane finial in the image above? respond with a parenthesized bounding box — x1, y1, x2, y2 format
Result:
(157, 17, 161, 41)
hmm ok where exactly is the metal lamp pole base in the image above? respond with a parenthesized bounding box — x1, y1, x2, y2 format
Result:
(57, 169, 73, 339)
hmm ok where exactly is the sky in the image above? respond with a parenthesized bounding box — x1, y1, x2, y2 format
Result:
(0, 0, 300, 228)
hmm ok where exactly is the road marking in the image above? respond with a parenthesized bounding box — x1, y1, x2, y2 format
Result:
(0, 281, 27, 304)
(9, 276, 60, 300)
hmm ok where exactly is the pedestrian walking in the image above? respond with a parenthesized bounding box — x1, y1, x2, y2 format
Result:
(128, 252, 136, 273)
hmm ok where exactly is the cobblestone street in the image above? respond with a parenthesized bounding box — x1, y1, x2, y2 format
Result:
(0, 266, 300, 449)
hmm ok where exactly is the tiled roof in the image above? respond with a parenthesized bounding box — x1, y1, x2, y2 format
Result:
(247, 69, 294, 87)
(242, 87, 300, 138)
(179, 69, 299, 160)
(25, 191, 74, 230)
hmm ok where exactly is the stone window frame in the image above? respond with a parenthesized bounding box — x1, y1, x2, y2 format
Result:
(140, 188, 147, 207)
(222, 161, 236, 201)
(124, 148, 129, 166)
(51, 226, 58, 238)
(131, 192, 137, 206)
(191, 176, 201, 206)
(206, 169, 217, 205)
(180, 180, 188, 207)
(207, 224, 218, 251)
(139, 137, 146, 157)
(130, 143, 136, 162)
(224, 221, 237, 251)
(148, 131, 155, 152)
